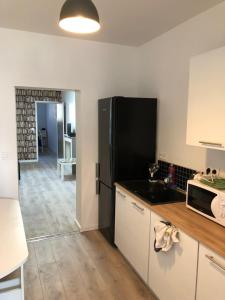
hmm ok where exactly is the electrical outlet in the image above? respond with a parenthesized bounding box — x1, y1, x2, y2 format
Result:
(206, 168, 223, 178)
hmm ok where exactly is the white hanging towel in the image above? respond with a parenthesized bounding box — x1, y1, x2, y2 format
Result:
(154, 221, 179, 252)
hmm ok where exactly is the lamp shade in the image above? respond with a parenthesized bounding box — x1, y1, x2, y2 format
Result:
(59, 0, 100, 34)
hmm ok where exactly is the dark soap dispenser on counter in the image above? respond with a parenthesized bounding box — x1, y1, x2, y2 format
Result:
(168, 164, 176, 188)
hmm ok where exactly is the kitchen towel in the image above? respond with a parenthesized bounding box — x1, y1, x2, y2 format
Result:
(154, 221, 179, 252)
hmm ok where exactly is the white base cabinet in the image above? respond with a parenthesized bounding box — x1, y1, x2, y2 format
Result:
(115, 189, 128, 256)
(196, 244, 225, 300)
(115, 186, 225, 300)
(115, 188, 150, 282)
(148, 211, 198, 300)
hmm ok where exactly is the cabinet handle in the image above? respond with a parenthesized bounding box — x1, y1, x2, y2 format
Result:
(205, 254, 225, 272)
(199, 141, 224, 148)
(132, 202, 145, 213)
(117, 191, 126, 198)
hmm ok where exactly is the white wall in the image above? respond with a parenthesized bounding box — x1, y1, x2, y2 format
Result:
(37, 103, 47, 130)
(0, 27, 138, 231)
(2, 2, 225, 232)
(138, 1, 225, 172)
(62, 90, 76, 134)
(46, 103, 57, 154)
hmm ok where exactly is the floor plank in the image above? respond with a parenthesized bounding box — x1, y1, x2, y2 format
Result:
(23, 243, 44, 300)
(38, 262, 67, 300)
(24, 232, 156, 300)
(19, 153, 78, 239)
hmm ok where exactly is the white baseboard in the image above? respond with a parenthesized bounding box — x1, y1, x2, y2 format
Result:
(74, 218, 81, 231)
(79, 225, 98, 232)
(74, 218, 98, 232)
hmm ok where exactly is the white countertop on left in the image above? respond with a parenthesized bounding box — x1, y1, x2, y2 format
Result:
(0, 198, 28, 279)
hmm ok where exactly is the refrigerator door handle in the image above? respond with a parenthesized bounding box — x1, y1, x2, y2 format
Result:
(96, 163, 100, 178)
(96, 180, 100, 195)
(109, 101, 113, 180)
(109, 144, 112, 180)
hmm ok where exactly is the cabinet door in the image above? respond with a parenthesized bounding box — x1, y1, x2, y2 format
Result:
(148, 211, 198, 300)
(125, 197, 150, 282)
(115, 188, 150, 283)
(196, 244, 225, 300)
(186, 46, 225, 150)
(115, 188, 128, 253)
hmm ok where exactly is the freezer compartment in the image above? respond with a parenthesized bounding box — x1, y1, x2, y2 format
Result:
(98, 182, 115, 245)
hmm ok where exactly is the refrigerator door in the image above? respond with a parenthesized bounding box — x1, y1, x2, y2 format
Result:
(98, 182, 115, 245)
(114, 98, 157, 181)
(98, 99, 113, 187)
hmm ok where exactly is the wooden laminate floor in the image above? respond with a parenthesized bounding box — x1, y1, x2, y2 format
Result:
(25, 231, 156, 300)
(19, 153, 78, 239)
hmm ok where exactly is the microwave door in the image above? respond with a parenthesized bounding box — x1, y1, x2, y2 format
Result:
(188, 185, 216, 218)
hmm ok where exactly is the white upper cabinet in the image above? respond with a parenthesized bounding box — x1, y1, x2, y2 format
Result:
(196, 244, 225, 300)
(148, 211, 198, 300)
(186, 46, 225, 150)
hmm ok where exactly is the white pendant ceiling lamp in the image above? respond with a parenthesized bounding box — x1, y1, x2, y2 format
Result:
(59, 0, 100, 34)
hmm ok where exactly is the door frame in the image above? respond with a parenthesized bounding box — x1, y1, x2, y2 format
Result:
(15, 86, 81, 230)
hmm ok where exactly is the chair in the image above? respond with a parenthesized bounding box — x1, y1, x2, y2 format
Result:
(38, 128, 48, 152)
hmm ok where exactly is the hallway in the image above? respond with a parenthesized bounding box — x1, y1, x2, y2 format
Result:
(19, 153, 78, 240)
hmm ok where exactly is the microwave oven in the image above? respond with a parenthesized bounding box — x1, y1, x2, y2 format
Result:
(186, 180, 225, 227)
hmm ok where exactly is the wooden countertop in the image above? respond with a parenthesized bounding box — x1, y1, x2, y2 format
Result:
(0, 198, 28, 279)
(115, 183, 225, 259)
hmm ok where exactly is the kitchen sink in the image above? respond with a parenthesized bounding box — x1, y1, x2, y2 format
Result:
(118, 180, 186, 205)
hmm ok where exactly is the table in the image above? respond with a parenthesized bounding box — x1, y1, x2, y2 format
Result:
(57, 158, 76, 180)
(0, 198, 28, 299)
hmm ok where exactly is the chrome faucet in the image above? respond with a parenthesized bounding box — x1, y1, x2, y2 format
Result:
(148, 163, 159, 181)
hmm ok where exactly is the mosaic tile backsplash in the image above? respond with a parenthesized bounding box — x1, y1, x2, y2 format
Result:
(158, 160, 196, 191)
(16, 88, 62, 161)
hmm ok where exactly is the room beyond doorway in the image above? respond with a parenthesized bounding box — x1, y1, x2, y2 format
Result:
(16, 87, 78, 240)
(20, 152, 77, 239)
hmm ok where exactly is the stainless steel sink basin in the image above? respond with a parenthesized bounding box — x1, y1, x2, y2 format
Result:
(119, 180, 186, 205)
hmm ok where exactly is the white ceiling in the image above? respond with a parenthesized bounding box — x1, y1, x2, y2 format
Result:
(0, 0, 223, 46)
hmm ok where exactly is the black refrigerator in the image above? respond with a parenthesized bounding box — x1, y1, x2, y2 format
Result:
(98, 96, 157, 245)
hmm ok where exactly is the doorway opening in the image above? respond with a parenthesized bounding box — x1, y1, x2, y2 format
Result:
(16, 88, 78, 240)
